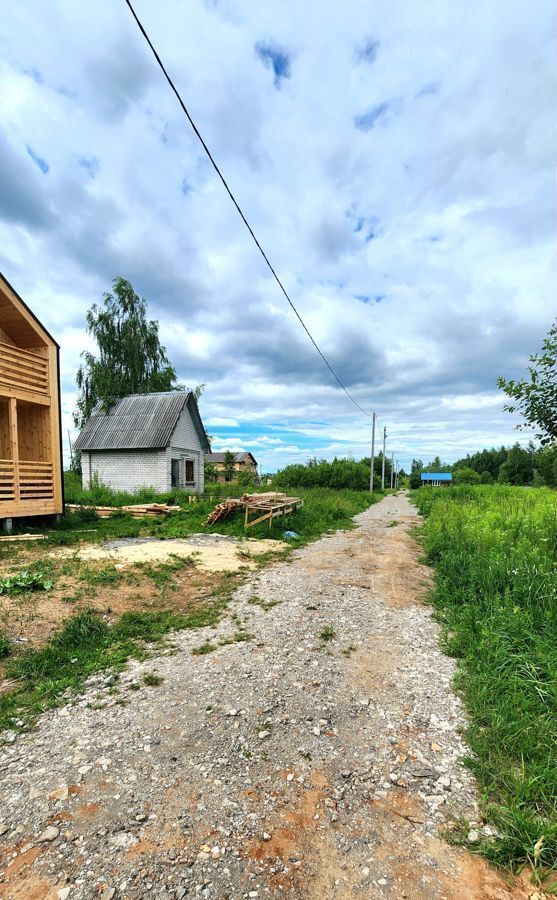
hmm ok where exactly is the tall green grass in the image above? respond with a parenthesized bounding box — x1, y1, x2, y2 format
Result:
(17, 485, 379, 546)
(414, 485, 557, 876)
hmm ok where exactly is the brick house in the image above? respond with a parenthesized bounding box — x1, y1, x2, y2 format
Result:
(74, 392, 210, 494)
(205, 451, 258, 483)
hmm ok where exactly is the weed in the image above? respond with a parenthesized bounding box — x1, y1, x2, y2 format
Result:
(341, 644, 357, 657)
(388, 520, 399, 528)
(248, 595, 281, 611)
(143, 672, 164, 687)
(320, 625, 336, 642)
(0, 632, 10, 659)
(0, 570, 53, 595)
(192, 641, 217, 655)
(79, 565, 123, 588)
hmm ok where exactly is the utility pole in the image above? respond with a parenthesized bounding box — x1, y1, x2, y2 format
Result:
(381, 426, 387, 490)
(390, 452, 394, 489)
(369, 413, 376, 493)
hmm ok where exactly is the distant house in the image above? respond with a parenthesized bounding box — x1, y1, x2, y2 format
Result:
(420, 472, 452, 487)
(74, 392, 210, 494)
(205, 451, 258, 483)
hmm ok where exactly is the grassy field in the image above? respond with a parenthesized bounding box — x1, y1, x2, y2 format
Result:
(6, 481, 379, 546)
(414, 485, 557, 878)
(0, 485, 379, 736)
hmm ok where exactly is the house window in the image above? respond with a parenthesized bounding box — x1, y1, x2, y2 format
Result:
(171, 459, 180, 488)
(184, 459, 194, 484)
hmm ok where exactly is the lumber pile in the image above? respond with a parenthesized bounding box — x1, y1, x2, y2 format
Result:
(205, 498, 244, 526)
(205, 492, 303, 529)
(66, 502, 181, 519)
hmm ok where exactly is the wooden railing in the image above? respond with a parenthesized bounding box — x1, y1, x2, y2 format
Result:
(0, 341, 49, 396)
(0, 459, 15, 502)
(0, 459, 54, 503)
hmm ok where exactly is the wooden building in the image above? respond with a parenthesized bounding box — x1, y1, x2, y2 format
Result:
(205, 451, 258, 483)
(0, 274, 63, 528)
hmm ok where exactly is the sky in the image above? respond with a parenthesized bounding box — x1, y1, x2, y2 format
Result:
(0, 0, 555, 473)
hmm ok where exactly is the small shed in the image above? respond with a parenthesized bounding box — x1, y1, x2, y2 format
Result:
(0, 273, 63, 528)
(74, 392, 210, 494)
(420, 472, 452, 487)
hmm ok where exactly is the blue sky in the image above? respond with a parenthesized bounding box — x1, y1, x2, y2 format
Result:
(0, 0, 555, 473)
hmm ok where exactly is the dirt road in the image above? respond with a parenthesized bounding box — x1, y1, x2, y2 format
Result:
(0, 495, 531, 899)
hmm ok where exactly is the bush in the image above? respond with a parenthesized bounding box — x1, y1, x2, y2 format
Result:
(453, 466, 481, 485)
(273, 457, 383, 491)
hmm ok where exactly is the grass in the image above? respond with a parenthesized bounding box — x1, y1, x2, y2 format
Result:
(7, 485, 381, 548)
(320, 624, 336, 642)
(413, 485, 557, 878)
(0, 602, 226, 735)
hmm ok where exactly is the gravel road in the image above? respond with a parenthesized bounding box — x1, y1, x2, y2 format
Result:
(0, 494, 530, 900)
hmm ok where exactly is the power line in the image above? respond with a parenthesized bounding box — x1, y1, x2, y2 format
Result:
(123, 0, 373, 420)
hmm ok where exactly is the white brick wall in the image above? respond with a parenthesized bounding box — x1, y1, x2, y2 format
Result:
(81, 449, 168, 493)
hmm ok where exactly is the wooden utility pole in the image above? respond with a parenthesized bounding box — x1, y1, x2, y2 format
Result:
(369, 413, 376, 493)
(390, 452, 394, 489)
(381, 427, 387, 490)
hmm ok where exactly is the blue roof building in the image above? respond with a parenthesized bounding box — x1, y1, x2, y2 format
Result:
(421, 472, 452, 486)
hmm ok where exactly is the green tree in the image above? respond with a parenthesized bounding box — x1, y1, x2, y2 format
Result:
(75, 277, 182, 428)
(498, 444, 534, 485)
(204, 461, 217, 484)
(223, 451, 236, 483)
(453, 466, 481, 485)
(498, 320, 557, 445)
(409, 458, 423, 490)
(479, 470, 494, 484)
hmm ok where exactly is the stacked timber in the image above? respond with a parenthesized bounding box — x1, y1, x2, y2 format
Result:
(66, 502, 181, 519)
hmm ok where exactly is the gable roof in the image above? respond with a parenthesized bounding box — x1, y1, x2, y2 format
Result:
(206, 452, 257, 465)
(0, 271, 59, 348)
(421, 472, 452, 481)
(74, 392, 210, 453)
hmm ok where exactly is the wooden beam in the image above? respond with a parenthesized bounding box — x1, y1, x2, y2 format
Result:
(8, 398, 19, 502)
(0, 384, 50, 406)
(47, 345, 63, 514)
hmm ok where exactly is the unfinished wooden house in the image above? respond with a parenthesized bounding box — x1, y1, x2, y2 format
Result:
(0, 273, 63, 528)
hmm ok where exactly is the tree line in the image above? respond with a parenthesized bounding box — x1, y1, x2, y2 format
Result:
(409, 444, 557, 488)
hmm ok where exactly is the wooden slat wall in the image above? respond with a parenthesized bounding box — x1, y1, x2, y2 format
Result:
(0, 341, 49, 396)
(0, 400, 9, 457)
(17, 403, 51, 462)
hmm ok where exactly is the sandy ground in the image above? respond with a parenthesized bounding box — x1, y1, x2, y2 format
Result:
(0, 495, 537, 899)
(51, 535, 288, 573)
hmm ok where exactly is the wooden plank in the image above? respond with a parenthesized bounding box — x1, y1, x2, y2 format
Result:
(0, 533, 47, 542)
(0, 500, 57, 516)
(0, 340, 49, 365)
(8, 398, 19, 503)
(48, 344, 63, 514)
(0, 354, 48, 379)
(0, 384, 51, 406)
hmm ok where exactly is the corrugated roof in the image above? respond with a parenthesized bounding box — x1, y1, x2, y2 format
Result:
(421, 472, 452, 480)
(206, 452, 256, 464)
(75, 392, 196, 451)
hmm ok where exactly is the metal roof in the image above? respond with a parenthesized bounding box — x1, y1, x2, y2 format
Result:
(206, 452, 257, 464)
(421, 472, 452, 481)
(74, 392, 210, 452)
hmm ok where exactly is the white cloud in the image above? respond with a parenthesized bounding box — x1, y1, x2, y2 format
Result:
(0, 0, 554, 473)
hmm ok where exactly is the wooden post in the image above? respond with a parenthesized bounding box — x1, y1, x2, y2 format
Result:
(8, 398, 19, 502)
(48, 346, 63, 514)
